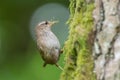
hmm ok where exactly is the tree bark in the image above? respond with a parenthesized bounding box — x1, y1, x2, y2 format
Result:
(93, 0, 120, 80)
(60, 0, 120, 80)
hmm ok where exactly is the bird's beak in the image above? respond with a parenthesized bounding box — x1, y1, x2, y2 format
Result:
(49, 21, 59, 26)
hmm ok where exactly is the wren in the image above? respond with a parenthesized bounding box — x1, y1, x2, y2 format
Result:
(35, 21, 63, 70)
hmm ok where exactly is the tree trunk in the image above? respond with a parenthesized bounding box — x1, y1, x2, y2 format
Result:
(60, 0, 120, 80)
(60, 0, 95, 80)
(93, 0, 120, 80)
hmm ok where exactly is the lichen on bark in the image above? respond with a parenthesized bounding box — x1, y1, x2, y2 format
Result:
(93, 0, 120, 80)
(60, 0, 95, 80)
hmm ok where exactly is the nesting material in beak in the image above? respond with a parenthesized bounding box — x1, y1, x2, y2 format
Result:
(49, 21, 59, 26)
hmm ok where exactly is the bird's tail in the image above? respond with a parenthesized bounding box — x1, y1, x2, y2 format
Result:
(55, 63, 64, 71)
(43, 62, 64, 71)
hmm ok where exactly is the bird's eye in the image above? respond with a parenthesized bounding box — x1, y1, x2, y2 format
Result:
(45, 21, 48, 25)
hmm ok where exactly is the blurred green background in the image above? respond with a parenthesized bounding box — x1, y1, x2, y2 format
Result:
(0, 0, 69, 80)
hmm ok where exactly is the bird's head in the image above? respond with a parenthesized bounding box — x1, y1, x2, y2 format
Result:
(36, 21, 58, 30)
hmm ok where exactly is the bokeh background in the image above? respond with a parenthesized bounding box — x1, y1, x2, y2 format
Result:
(0, 0, 69, 80)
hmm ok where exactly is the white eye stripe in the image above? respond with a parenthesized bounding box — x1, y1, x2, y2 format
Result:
(38, 22, 45, 25)
(38, 21, 48, 26)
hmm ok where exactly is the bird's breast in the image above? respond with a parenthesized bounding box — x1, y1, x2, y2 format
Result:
(36, 30, 60, 52)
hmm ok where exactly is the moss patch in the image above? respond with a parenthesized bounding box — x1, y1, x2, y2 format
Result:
(60, 0, 95, 80)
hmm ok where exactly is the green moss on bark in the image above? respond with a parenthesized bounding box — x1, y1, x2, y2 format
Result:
(60, 0, 95, 80)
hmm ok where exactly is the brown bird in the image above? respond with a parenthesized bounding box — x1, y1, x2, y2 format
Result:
(35, 21, 63, 70)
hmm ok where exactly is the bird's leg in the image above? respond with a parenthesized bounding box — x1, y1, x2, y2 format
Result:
(43, 62, 47, 67)
(55, 63, 64, 71)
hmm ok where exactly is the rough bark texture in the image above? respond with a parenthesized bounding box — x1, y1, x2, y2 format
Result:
(60, 0, 95, 80)
(93, 0, 120, 80)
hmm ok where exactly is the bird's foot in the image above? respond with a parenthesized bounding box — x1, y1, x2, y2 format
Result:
(60, 49, 63, 54)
